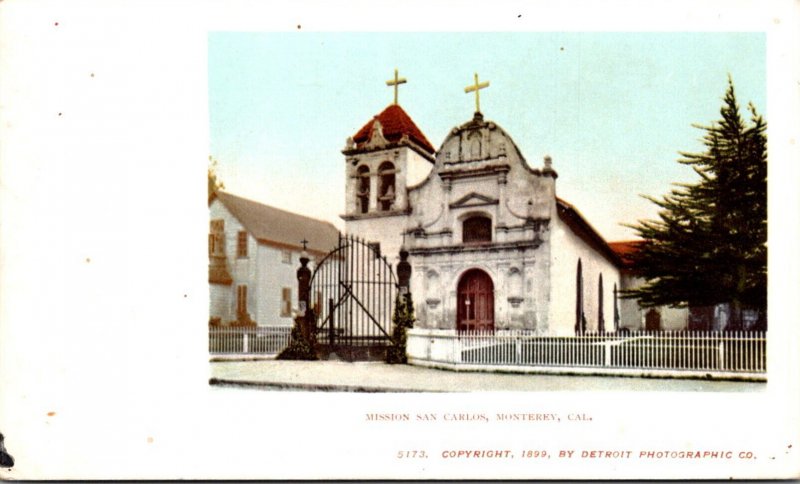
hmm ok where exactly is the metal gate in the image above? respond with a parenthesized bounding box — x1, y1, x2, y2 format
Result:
(309, 234, 398, 349)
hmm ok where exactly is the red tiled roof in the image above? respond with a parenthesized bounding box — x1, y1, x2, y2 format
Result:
(608, 240, 645, 266)
(352, 104, 435, 154)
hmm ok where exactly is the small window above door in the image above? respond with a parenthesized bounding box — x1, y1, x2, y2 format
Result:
(462, 215, 492, 244)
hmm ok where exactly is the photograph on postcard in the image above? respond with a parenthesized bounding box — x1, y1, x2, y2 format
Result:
(206, 32, 767, 392)
(0, 2, 797, 480)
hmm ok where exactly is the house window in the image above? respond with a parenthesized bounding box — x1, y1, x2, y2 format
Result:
(209, 219, 225, 256)
(210, 219, 225, 232)
(281, 250, 292, 264)
(462, 215, 492, 243)
(281, 287, 292, 317)
(357, 165, 370, 214)
(236, 285, 247, 315)
(237, 231, 248, 258)
(378, 162, 396, 211)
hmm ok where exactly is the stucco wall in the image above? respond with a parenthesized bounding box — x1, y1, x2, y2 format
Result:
(406, 149, 433, 188)
(345, 215, 406, 266)
(549, 214, 623, 335)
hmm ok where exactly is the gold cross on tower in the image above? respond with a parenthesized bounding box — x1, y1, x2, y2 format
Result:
(464, 72, 490, 114)
(386, 68, 407, 105)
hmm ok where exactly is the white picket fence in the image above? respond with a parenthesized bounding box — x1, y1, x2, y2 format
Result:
(407, 329, 766, 376)
(209, 326, 292, 356)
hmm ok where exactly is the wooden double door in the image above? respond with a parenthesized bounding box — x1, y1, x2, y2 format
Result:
(456, 269, 495, 332)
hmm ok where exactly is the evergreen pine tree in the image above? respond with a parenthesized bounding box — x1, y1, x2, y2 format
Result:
(624, 77, 767, 329)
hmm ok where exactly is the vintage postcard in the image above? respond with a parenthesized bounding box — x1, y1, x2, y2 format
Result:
(0, 0, 798, 480)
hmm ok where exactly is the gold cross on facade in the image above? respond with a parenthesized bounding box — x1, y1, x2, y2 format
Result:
(385, 68, 407, 105)
(464, 72, 490, 113)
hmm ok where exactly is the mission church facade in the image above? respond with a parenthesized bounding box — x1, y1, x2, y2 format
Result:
(340, 72, 685, 335)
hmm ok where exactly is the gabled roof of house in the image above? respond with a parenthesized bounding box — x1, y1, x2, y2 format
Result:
(352, 104, 436, 155)
(556, 197, 625, 268)
(213, 191, 340, 255)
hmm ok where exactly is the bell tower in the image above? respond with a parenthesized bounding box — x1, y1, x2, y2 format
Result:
(342, 69, 435, 222)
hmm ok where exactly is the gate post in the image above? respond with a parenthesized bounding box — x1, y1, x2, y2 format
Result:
(387, 246, 414, 364)
(397, 247, 412, 301)
(297, 249, 312, 340)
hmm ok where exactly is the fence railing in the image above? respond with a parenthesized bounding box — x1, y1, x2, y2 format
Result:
(406, 329, 766, 375)
(209, 326, 292, 356)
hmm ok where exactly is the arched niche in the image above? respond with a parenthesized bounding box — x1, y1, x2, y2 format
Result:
(378, 161, 396, 211)
(507, 267, 523, 308)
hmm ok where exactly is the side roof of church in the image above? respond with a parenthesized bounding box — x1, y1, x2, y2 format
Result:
(211, 191, 339, 254)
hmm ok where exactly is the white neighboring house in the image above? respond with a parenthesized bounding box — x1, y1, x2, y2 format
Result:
(208, 191, 339, 327)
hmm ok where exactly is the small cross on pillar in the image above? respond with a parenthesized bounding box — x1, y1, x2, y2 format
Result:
(300, 238, 309, 251)
(386, 68, 407, 106)
(464, 72, 490, 114)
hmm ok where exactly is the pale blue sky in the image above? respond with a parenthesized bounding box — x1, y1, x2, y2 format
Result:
(208, 32, 765, 241)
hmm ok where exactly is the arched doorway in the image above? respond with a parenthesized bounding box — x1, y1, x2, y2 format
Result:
(457, 269, 494, 332)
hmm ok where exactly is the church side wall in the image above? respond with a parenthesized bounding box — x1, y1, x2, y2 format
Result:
(550, 216, 622, 335)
